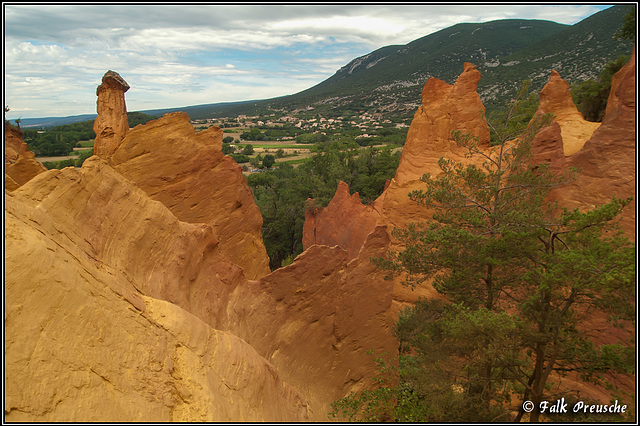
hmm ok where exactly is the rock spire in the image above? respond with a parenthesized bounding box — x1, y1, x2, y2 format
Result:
(93, 70, 130, 158)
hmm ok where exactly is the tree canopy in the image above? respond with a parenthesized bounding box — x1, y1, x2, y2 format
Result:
(331, 83, 635, 422)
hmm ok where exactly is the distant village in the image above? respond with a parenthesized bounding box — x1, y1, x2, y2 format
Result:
(190, 110, 411, 143)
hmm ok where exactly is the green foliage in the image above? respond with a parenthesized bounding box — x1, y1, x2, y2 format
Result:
(262, 154, 276, 169)
(127, 111, 158, 127)
(230, 154, 249, 163)
(222, 136, 234, 144)
(296, 132, 329, 144)
(222, 144, 236, 155)
(342, 84, 635, 422)
(614, 6, 636, 42)
(248, 143, 400, 269)
(23, 119, 96, 157)
(240, 128, 266, 141)
(571, 55, 630, 122)
(42, 149, 94, 169)
(329, 351, 399, 422)
(241, 144, 255, 155)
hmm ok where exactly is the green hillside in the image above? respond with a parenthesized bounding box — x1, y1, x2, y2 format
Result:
(192, 5, 633, 121)
(18, 5, 634, 127)
(478, 4, 635, 111)
(250, 18, 569, 118)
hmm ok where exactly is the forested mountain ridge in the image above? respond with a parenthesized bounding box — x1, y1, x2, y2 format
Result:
(282, 18, 568, 114)
(13, 5, 634, 127)
(269, 5, 633, 116)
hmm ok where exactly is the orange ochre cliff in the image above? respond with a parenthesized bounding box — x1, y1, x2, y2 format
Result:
(4, 53, 636, 421)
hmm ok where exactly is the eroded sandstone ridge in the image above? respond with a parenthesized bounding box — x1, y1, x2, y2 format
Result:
(4, 122, 46, 190)
(5, 55, 635, 421)
(561, 48, 636, 237)
(301, 56, 636, 408)
(4, 71, 398, 421)
(107, 111, 271, 279)
(89, 70, 270, 278)
(535, 69, 601, 156)
(4, 161, 309, 421)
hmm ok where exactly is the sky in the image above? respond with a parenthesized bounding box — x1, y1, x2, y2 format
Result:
(4, 3, 613, 119)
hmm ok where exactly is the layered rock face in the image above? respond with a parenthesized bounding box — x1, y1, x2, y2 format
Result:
(4, 164, 309, 421)
(107, 111, 271, 279)
(536, 69, 601, 156)
(4, 122, 46, 190)
(5, 70, 402, 421)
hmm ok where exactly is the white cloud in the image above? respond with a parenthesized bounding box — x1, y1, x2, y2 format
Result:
(3, 4, 611, 118)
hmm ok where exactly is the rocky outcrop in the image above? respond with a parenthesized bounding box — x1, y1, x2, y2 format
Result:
(107, 111, 271, 279)
(5, 158, 248, 328)
(5, 56, 634, 422)
(560, 49, 636, 237)
(528, 56, 635, 238)
(4, 152, 400, 422)
(5, 181, 309, 421)
(302, 181, 383, 260)
(4, 122, 46, 190)
(4, 70, 400, 422)
(535, 69, 601, 156)
(395, 62, 490, 185)
(93, 70, 130, 158)
(300, 58, 636, 414)
(226, 225, 400, 419)
(304, 63, 491, 255)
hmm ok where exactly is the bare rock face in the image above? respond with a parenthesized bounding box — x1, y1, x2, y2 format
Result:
(535, 69, 601, 156)
(559, 49, 636, 237)
(302, 181, 383, 260)
(530, 121, 569, 175)
(4, 154, 402, 422)
(6, 157, 248, 329)
(5, 72, 396, 421)
(4, 158, 310, 422)
(4, 122, 46, 189)
(395, 62, 490, 185)
(108, 111, 271, 279)
(93, 70, 130, 159)
(225, 226, 400, 420)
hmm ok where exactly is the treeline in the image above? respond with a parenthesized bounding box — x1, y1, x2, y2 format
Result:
(42, 149, 94, 170)
(22, 112, 158, 157)
(570, 54, 630, 122)
(23, 120, 95, 156)
(247, 141, 400, 269)
(570, 7, 634, 122)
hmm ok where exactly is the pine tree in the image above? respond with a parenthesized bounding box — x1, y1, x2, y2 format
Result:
(332, 83, 635, 422)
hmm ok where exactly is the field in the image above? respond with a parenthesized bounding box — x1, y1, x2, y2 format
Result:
(32, 125, 403, 174)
